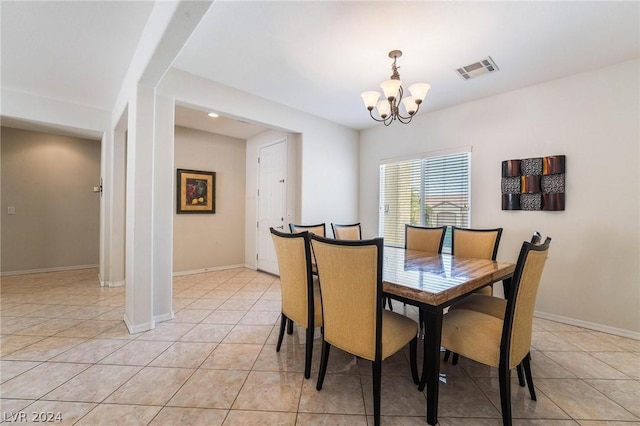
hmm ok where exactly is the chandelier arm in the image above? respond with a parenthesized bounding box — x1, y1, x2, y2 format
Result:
(368, 110, 388, 123)
(369, 109, 394, 126)
(394, 101, 422, 122)
(396, 115, 413, 124)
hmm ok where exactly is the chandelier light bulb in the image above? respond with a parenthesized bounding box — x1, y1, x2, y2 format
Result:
(380, 79, 402, 101)
(408, 83, 431, 104)
(376, 99, 391, 119)
(361, 91, 381, 110)
(401, 96, 418, 115)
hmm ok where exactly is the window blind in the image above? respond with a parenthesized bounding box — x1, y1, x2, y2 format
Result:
(379, 150, 471, 251)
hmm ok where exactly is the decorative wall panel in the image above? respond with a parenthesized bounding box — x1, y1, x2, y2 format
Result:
(501, 155, 565, 211)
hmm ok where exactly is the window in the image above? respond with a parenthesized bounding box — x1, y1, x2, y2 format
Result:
(379, 148, 471, 252)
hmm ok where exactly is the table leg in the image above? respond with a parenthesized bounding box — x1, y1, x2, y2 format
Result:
(418, 308, 443, 426)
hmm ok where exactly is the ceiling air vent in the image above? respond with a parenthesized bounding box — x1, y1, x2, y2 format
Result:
(456, 56, 499, 80)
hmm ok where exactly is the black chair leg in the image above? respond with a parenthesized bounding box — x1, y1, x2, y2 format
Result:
(523, 352, 537, 401)
(388, 297, 393, 311)
(316, 341, 331, 390)
(287, 317, 294, 335)
(276, 313, 287, 352)
(373, 358, 382, 426)
(443, 349, 451, 362)
(516, 363, 525, 387)
(409, 337, 419, 385)
(498, 362, 512, 426)
(304, 326, 314, 379)
(452, 352, 460, 365)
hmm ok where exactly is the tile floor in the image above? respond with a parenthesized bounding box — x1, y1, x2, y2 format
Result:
(1, 267, 639, 425)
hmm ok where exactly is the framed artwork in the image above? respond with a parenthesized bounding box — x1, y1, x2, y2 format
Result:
(501, 155, 565, 211)
(176, 169, 216, 214)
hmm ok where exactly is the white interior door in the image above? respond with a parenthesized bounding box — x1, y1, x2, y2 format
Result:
(257, 139, 287, 275)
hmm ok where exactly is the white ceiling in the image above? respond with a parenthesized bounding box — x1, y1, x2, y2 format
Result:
(174, 104, 272, 140)
(2, 1, 639, 135)
(1, 1, 153, 110)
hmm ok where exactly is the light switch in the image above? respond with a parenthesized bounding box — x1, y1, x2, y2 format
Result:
(7, 206, 15, 215)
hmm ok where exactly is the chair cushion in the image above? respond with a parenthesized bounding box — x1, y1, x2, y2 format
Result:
(381, 311, 418, 360)
(449, 294, 506, 319)
(442, 309, 502, 368)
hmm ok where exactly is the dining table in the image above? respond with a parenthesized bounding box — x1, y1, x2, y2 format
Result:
(382, 245, 516, 426)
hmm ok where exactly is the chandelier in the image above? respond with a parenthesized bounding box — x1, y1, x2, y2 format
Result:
(361, 50, 431, 126)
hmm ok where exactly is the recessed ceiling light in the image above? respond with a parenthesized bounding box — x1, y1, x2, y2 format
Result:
(207, 112, 219, 118)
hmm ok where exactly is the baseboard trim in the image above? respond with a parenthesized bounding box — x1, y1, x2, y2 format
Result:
(153, 312, 174, 323)
(123, 315, 154, 334)
(172, 264, 247, 277)
(0, 264, 99, 277)
(100, 279, 125, 288)
(535, 310, 640, 340)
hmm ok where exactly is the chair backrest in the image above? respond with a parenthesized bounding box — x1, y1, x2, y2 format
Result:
(451, 227, 503, 260)
(331, 223, 362, 240)
(405, 225, 446, 253)
(270, 228, 316, 329)
(289, 223, 326, 237)
(530, 231, 542, 244)
(502, 237, 551, 368)
(311, 235, 383, 361)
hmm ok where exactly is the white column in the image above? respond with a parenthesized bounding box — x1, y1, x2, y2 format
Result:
(113, 0, 213, 333)
(98, 129, 111, 286)
(99, 127, 126, 288)
(152, 94, 175, 322)
(110, 128, 127, 287)
(124, 84, 155, 333)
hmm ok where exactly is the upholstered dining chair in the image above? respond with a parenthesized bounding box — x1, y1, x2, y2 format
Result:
(441, 237, 551, 426)
(290, 223, 326, 276)
(270, 228, 322, 379)
(331, 222, 361, 240)
(450, 226, 503, 296)
(445, 231, 544, 387)
(330, 222, 393, 310)
(310, 235, 419, 426)
(405, 225, 446, 327)
(444, 226, 503, 363)
(451, 226, 503, 265)
(405, 224, 446, 253)
(289, 222, 326, 237)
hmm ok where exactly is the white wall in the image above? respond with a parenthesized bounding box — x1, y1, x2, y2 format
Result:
(300, 130, 360, 237)
(173, 126, 246, 273)
(359, 60, 640, 337)
(1, 127, 102, 274)
(159, 70, 360, 260)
